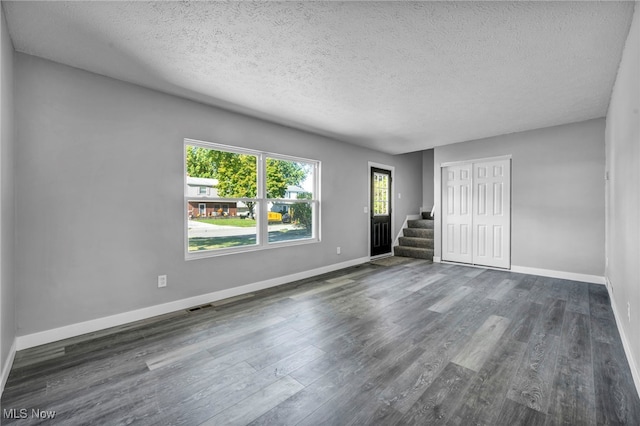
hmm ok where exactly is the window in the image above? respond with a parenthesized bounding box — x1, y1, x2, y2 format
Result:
(198, 186, 207, 195)
(373, 172, 390, 216)
(266, 157, 316, 243)
(185, 139, 319, 258)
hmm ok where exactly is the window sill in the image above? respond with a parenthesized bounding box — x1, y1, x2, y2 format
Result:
(185, 237, 319, 261)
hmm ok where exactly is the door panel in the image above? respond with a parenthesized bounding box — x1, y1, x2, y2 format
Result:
(371, 167, 392, 256)
(472, 159, 511, 268)
(441, 164, 473, 263)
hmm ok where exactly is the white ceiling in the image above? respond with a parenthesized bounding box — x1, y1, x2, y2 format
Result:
(2, 1, 635, 154)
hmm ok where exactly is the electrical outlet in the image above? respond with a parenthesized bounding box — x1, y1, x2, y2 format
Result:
(158, 275, 167, 288)
(628, 302, 631, 322)
(337, 247, 341, 255)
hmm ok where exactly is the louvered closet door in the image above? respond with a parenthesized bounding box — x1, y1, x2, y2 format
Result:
(441, 164, 473, 264)
(473, 159, 511, 269)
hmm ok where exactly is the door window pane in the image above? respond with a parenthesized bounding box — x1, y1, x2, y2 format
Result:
(373, 172, 389, 216)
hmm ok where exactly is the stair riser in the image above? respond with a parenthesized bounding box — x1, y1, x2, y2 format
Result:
(398, 237, 434, 249)
(403, 228, 433, 238)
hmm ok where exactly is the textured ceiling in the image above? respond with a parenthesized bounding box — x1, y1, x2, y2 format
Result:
(2, 1, 635, 154)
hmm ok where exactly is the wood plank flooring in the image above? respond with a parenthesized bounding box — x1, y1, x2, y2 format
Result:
(2, 260, 639, 425)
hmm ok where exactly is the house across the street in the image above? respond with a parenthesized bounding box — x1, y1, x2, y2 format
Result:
(186, 176, 238, 218)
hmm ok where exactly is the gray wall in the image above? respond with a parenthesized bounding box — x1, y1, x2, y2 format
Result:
(605, 3, 639, 386)
(14, 53, 423, 336)
(1, 4, 16, 379)
(433, 118, 605, 276)
(422, 149, 434, 211)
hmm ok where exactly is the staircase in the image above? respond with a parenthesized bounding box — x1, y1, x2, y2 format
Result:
(393, 212, 434, 260)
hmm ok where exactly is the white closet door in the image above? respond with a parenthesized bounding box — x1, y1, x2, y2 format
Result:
(442, 164, 473, 264)
(472, 159, 511, 268)
(441, 158, 511, 269)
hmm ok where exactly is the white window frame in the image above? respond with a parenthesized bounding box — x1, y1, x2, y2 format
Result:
(185, 139, 320, 259)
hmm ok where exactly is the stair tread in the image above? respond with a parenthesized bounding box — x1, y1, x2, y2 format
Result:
(395, 246, 433, 252)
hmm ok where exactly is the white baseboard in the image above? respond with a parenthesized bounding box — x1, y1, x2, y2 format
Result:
(1, 338, 17, 397)
(605, 276, 640, 398)
(433, 256, 441, 263)
(15, 257, 369, 351)
(510, 265, 605, 284)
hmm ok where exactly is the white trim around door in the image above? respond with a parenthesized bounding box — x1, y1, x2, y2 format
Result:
(368, 162, 395, 258)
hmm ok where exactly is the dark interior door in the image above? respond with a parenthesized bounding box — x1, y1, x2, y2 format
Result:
(371, 167, 392, 256)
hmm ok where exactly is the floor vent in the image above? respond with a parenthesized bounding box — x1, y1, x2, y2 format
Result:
(187, 303, 213, 312)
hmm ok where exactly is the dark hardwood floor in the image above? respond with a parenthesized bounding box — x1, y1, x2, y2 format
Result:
(2, 259, 639, 425)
